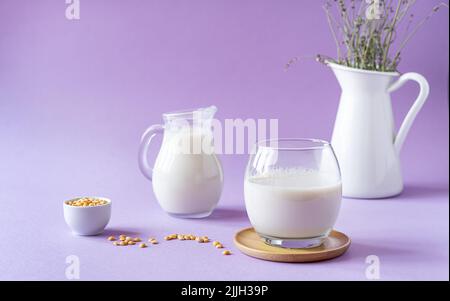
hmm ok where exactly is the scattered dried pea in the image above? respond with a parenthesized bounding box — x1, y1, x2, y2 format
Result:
(107, 236, 116, 241)
(109, 232, 232, 256)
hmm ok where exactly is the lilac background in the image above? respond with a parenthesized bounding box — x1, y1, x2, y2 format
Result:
(0, 0, 448, 280)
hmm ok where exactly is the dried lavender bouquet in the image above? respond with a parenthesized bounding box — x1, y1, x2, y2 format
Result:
(288, 0, 448, 72)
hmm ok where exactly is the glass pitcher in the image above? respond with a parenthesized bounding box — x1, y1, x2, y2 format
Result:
(244, 138, 342, 248)
(138, 106, 223, 218)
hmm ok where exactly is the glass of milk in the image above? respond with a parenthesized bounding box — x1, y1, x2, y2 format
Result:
(139, 106, 223, 218)
(244, 138, 342, 248)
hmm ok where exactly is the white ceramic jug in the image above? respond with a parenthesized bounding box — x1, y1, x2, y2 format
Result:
(329, 62, 430, 198)
(138, 106, 223, 218)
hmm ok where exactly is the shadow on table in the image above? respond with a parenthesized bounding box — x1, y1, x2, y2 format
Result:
(399, 183, 449, 201)
(206, 207, 249, 223)
(354, 183, 449, 202)
(331, 241, 417, 264)
(100, 227, 143, 237)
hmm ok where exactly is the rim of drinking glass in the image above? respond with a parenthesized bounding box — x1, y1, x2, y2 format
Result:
(256, 138, 331, 151)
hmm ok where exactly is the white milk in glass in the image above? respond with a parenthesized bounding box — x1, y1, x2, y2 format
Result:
(244, 169, 341, 239)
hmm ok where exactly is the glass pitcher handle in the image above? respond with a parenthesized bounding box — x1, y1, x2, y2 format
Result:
(388, 72, 430, 154)
(138, 124, 164, 181)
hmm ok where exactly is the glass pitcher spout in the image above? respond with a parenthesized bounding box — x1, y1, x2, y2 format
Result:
(162, 105, 217, 122)
(198, 105, 217, 119)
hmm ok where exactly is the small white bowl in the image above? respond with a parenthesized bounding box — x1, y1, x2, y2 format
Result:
(63, 197, 111, 236)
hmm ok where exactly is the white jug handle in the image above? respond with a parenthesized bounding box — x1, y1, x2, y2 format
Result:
(138, 124, 164, 181)
(388, 72, 430, 154)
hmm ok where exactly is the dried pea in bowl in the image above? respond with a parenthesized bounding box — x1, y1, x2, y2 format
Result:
(63, 197, 111, 236)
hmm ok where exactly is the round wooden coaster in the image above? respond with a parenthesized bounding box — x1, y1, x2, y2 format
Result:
(233, 227, 350, 263)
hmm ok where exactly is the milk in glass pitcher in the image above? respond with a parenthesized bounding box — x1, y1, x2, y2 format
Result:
(138, 106, 223, 218)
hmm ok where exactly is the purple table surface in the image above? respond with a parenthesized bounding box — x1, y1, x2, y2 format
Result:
(0, 0, 448, 280)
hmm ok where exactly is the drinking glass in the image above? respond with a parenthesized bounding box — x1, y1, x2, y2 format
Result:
(244, 138, 342, 248)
